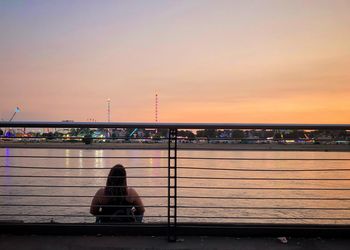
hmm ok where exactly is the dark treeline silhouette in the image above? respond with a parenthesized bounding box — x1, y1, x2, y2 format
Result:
(0, 128, 349, 144)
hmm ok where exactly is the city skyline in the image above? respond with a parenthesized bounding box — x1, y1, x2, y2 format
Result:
(1, 0, 349, 123)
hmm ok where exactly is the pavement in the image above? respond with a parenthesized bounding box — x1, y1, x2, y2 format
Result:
(1, 235, 350, 250)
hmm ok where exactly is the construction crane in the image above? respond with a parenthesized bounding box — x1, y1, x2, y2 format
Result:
(129, 128, 138, 138)
(9, 107, 20, 122)
(2, 107, 21, 138)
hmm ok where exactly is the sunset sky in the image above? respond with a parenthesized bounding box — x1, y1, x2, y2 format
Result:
(1, 0, 349, 123)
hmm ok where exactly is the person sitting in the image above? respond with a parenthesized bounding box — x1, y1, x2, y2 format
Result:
(90, 164, 145, 223)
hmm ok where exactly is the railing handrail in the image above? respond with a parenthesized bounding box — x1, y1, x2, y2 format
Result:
(1, 121, 350, 129)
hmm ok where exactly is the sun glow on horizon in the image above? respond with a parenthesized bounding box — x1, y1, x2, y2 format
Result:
(0, 1, 349, 123)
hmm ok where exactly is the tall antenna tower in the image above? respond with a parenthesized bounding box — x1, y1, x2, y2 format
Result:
(107, 98, 111, 122)
(155, 93, 158, 122)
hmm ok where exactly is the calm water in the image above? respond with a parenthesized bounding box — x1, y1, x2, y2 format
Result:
(1, 148, 350, 224)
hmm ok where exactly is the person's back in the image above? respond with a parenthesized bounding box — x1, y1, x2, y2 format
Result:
(90, 164, 145, 223)
(96, 196, 136, 223)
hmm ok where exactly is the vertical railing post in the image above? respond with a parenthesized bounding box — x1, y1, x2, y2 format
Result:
(167, 128, 178, 242)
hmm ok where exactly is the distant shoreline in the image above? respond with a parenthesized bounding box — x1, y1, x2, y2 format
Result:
(0, 142, 349, 152)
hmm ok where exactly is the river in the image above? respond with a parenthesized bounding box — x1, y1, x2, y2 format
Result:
(1, 148, 350, 225)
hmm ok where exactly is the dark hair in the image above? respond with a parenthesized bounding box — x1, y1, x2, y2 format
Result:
(105, 164, 127, 205)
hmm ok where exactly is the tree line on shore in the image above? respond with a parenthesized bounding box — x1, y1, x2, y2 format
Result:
(0, 128, 349, 145)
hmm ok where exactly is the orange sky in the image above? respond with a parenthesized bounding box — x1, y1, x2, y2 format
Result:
(1, 1, 349, 123)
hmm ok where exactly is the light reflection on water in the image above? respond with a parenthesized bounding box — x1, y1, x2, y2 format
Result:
(3, 148, 12, 189)
(65, 149, 70, 167)
(0, 148, 350, 225)
(94, 150, 104, 167)
(78, 150, 83, 169)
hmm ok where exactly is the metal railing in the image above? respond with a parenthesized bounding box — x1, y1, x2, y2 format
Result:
(1, 122, 350, 240)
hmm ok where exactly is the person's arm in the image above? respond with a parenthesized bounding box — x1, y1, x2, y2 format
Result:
(128, 188, 145, 217)
(90, 188, 104, 215)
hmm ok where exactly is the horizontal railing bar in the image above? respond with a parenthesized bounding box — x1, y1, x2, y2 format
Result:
(178, 186, 350, 190)
(1, 121, 349, 129)
(179, 167, 350, 172)
(2, 185, 350, 190)
(178, 157, 350, 161)
(0, 175, 167, 179)
(0, 185, 167, 188)
(1, 204, 350, 210)
(1, 194, 350, 200)
(0, 165, 168, 170)
(3, 166, 350, 172)
(5, 175, 350, 181)
(0, 136, 169, 140)
(1, 156, 349, 161)
(177, 206, 350, 210)
(177, 176, 350, 181)
(0, 194, 166, 198)
(0, 204, 167, 208)
(0, 156, 168, 159)
(177, 216, 350, 220)
(178, 196, 350, 200)
(0, 214, 167, 218)
(2, 214, 350, 220)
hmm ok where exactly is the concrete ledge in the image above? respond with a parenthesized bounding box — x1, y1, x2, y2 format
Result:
(2, 222, 350, 238)
(1, 235, 350, 250)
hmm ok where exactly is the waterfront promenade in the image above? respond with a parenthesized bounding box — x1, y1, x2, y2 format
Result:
(1, 235, 350, 250)
(1, 122, 349, 249)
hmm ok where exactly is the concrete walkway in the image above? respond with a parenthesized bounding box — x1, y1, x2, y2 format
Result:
(1, 235, 350, 250)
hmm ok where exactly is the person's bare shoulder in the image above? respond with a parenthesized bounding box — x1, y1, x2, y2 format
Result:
(127, 187, 140, 202)
(127, 187, 138, 196)
(90, 187, 106, 215)
(95, 187, 105, 197)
